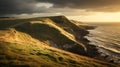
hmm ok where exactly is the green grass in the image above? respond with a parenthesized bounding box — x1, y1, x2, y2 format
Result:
(0, 28, 118, 67)
(0, 41, 118, 67)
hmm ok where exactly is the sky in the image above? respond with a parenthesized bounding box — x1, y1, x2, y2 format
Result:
(1, 0, 120, 22)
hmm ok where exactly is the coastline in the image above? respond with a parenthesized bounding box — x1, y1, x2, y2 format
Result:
(85, 25, 120, 65)
(81, 26, 100, 57)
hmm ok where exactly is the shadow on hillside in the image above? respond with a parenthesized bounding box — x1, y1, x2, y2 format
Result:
(14, 23, 86, 55)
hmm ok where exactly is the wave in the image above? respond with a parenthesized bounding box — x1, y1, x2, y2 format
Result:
(86, 24, 120, 64)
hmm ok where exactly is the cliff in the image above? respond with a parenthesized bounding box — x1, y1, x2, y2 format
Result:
(0, 16, 118, 67)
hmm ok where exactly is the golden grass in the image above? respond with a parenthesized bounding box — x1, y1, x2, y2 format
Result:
(0, 29, 118, 67)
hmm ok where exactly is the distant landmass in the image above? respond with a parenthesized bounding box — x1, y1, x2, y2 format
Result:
(0, 16, 118, 67)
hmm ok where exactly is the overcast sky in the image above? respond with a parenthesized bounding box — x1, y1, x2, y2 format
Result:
(1, 0, 120, 22)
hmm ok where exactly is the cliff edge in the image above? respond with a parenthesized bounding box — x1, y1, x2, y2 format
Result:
(0, 16, 118, 67)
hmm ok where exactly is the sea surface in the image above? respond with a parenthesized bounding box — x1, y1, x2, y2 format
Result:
(86, 23, 120, 64)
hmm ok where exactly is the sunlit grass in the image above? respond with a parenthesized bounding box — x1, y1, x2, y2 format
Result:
(0, 16, 118, 67)
(0, 29, 118, 67)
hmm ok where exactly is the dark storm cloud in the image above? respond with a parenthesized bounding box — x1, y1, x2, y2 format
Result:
(0, 0, 49, 16)
(37, 0, 120, 11)
(0, 0, 36, 15)
(1, 0, 120, 16)
(36, 0, 119, 7)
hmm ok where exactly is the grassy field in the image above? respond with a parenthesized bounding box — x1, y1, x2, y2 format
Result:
(0, 29, 118, 67)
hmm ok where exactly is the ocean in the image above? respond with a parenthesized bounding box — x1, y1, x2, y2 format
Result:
(86, 23, 120, 64)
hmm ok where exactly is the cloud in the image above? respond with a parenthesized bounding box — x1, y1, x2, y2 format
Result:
(0, 0, 54, 16)
(0, 0, 120, 16)
(36, 0, 120, 11)
(35, 3, 53, 8)
(0, 0, 34, 15)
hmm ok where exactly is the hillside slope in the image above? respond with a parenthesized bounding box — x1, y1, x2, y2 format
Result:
(44, 16, 99, 57)
(0, 29, 118, 67)
(0, 16, 87, 55)
(0, 16, 119, 66)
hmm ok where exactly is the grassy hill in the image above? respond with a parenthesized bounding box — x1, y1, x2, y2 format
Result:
(0, 29, 118, 67)
(0, 16, 87, 55)
(0, 16, 119, 67)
